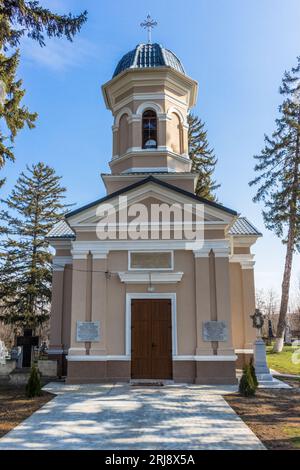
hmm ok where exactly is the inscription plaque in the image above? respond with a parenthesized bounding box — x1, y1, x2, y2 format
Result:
(76, 321, 100, 342)
(203, 321, 228, 342)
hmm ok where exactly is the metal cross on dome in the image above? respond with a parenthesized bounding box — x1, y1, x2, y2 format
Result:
(140, 14, 158, 44)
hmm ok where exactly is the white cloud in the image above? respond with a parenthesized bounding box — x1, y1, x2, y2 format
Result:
(21, 36, 97, 71)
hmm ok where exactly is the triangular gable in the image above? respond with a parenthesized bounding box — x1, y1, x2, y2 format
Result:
(66, 176, 238, 227)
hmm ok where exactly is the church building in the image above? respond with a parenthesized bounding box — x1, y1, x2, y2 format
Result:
(47, 36, 261, 384)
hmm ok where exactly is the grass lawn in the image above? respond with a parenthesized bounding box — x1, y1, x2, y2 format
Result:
(266, 345, 300, 375)
(284, 426, 300, 449)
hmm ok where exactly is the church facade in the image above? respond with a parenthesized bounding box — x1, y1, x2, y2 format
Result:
(47, 42, 261, 384)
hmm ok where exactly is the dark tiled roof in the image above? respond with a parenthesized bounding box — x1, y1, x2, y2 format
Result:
(229, 217, 262, 236)
(102, 172, 197, 176)
(66, 176, 238, 218)
(46, 220, 75, 239)
(113, 43, 185, 78)
(46, 217, 261, 240)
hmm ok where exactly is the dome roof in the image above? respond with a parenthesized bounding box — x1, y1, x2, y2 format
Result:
(113, 43, 185, 78)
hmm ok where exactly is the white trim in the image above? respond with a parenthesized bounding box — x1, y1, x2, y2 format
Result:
(166, 106, 187, 126)
(71, 249, 89, 260)
(119, 272, 183, 284)
(128, 250, 174, 271)
(70, 240, 230, 254)
(66, 355, 130, 362)
(230, 235, 260, 247)
(113, 92, 188, 114)
(114, 107, 133, 127)
(48, 349, 63, 354)
(52, 256, 72, 271)
(126, 293, 177, 357)
(67, 181, 220, 224)
(109, 148, 192, 168)
(136, 101, 163, 116)
(173, 355, 238, 362)
(229, 254, 255, 269)
(193, 240, 230, 258)
(122, 167, 176, 174)
(235, 349, 254, 354)
(91, 250, 108, 259)
(66, 354, 237, 362)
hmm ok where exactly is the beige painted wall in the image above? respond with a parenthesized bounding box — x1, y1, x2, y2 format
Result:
(64, 248, 254, 357)
(229, 262, 256, 349)
(103, 175, 196, 194)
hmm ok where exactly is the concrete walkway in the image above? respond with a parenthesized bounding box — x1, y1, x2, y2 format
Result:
(0, 383, 265, 450)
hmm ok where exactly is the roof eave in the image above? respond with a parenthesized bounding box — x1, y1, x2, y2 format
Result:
(66, 175, 238, 219)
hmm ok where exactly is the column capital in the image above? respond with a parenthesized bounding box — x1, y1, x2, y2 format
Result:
(229, 254, 255, 269)
(52, 256, 72, 271)
(91, 250, 108, 259)
(193, 240, 230, 258)
(71, 249, 89, 260)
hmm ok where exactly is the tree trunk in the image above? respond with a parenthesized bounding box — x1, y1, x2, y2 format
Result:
(273, 234, 294, 352)
(273, 113, 300, 353)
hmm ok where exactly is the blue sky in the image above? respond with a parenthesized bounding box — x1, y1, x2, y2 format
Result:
(2, 0, 300, 300)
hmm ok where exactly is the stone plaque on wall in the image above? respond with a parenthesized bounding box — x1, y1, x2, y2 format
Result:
(202, 321, 228, 342)
(76, 321, 100, 342)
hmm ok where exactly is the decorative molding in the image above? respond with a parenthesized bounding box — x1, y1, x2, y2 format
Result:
(66, 354, 237, 362)
(229, 254, 255, 269)
(109, 148, 192, 168)
(52, 256, 72, 271)
(230, 235, 259, 247)
(166, 106, 188, 126)
(91, 250, 108, 259)
(126, 293, 177, 356)
(122, 167, 176, 173)
(136, 101, 164, 116)
(119, 272, 183, 284)
(235, 349, 254, 354)
(66, 355, 131, 362)
(70, 240, 230, 253)
(71, 249, 89, 260)
(114, 106, 133, 127)
(173, 355, 237, 361)
(193, 240, 230, 258)
(113, 92, 188, 114)
(128, 250, 174, 271)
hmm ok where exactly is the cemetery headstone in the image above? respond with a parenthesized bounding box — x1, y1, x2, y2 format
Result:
(16, 329, 39, 367)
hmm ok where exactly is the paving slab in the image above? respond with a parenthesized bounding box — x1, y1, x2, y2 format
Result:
(0, 383, 265, 450)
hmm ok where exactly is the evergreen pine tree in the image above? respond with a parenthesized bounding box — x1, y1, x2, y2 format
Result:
(250, 57, 300, 353)
(188, 113, 220, 200)
(0, 50, 37, 187)
(0, 162, 69, 328)
(0, 1, 87, 181)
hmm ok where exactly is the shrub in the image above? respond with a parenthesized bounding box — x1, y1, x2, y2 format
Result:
(249, 359, 258, 387)
(239, 365, 257, 397)
(26, 364, 42, 398)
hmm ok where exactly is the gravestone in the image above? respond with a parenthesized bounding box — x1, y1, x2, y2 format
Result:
(16, 329, 39, 367)
(0, 340, 7, 365)
(11, 346, 23, 368)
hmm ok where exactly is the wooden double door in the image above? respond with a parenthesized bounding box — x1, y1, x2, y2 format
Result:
(131, 299, 172, 380)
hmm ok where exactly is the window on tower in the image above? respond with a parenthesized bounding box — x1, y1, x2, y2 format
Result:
(142, 110, 157, 149)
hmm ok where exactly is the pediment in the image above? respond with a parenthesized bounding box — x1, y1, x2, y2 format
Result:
(67, 180, 235, 228)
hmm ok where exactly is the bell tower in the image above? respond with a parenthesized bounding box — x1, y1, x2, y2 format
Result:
(101, 25, 198, 194)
